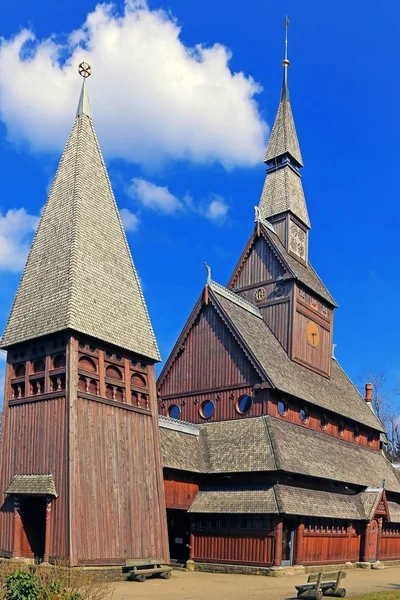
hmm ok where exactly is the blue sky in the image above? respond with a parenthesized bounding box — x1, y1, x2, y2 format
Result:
(0, 0, 399, 410)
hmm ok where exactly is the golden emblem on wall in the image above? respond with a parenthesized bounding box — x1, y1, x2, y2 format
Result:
(254, 288, 266, 303)
(306, 320, 320, 348)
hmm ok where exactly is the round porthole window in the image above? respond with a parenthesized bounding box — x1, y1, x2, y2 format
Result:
(200, 400, 215, 419)
(278, 400, 287, 416)
(320, 414, 328, 430)
(168, 405, 181, 419)
(236, 395, 253, 415)
(338, 421, 345, 436)
(300, 407, 308, 423)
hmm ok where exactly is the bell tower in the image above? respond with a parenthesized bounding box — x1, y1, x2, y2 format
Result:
(0, 64, 169, 565)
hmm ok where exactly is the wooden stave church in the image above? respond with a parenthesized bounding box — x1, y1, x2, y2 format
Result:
(157, 46, 400, 567)
(0, 37, 399, 570)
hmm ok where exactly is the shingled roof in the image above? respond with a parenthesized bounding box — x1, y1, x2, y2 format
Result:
(261, 223, 337, 306)
(160, 415, 399, 491)
(259, 166, 310, 228)
(264, 88, 303, 167)
(210, 284, 381, 431)
(1, 81, 160, 361)
(5, 474, 57, 496)
(188, 484, 400, 522)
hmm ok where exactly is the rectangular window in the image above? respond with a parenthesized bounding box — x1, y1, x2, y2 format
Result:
(238, 517, 248, 530)
(219, 516, 227, 529)
(260, 516, 269, 530)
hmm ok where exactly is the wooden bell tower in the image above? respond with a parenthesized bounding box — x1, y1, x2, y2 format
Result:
(0, 64, 169, 565)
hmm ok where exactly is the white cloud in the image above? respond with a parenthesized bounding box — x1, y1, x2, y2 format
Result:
(0, 208, 39, 272)
(128, 178, 229, 222)
(0, 1, 268, 168)
(205, 195, 229, 221)
(120, 207, 139, 231)
(128, 178, 183, 213)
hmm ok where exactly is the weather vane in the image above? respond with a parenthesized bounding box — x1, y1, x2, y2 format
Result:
(78, 62, 92, 79)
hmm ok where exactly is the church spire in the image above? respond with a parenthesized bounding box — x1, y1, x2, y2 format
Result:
(1, 64, 160, 360)
(258, 18, 310, 235)
(281, 15, 289, 102)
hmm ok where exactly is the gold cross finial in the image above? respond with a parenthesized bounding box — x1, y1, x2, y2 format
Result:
(78, 62, 91, 79)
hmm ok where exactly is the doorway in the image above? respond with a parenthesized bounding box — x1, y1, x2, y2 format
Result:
(167, 509, 190, 563)
(19, 496, 46, 561)
(369, 520, 378, 563)
(282, 521, 295, 566)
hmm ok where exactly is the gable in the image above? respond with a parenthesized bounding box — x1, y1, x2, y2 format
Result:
(158, 301, 260, 397)
(229, 233, 288, 290)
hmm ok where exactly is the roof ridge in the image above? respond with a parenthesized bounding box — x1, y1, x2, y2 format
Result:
(209, 280, 262, 317)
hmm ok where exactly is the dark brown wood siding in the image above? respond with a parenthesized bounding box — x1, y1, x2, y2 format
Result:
(259, 301, 291, 352)
(230, 236, 286, 289)
(159, 303, 260, 398)
(159, 385, 268, 423)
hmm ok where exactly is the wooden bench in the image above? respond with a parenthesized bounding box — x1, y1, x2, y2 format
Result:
(124, 558, 173, 583)
(295, 571, 347, 600)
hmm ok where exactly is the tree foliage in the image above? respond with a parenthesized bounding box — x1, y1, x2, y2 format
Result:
(361, 370, 400, 461)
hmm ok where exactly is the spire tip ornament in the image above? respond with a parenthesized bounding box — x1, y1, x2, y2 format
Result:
(78, 62, 91, 79)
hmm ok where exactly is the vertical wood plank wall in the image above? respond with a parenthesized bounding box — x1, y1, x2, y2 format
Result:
(302, 530, 360, 565)
(0, 396, 68, 558)
(229, 236, 285, 289)
(71, 397, 168, 563)
(159, 304, 260, 398)
(193, 531, 273, 566)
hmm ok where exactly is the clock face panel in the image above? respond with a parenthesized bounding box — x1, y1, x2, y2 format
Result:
(306, 320, 320, 348)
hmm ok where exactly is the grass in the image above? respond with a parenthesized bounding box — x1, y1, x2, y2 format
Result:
(0, 560, 114, 600)
(350, 592, 400, 600)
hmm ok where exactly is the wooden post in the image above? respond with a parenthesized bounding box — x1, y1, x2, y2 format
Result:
(43, 498, 52, 562)
(376, 518, 383, 561)
(294, 521, 304, 565)
(189, 532, 194, 560)
(98, 349, 106, 398)
(124, 358, 131, 404)
(12, 497, 22, 558)
(361, 522, 370, 562)
(273, 520, 283, 567)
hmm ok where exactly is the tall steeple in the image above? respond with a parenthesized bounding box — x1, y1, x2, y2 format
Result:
(1, 63, 160, 360)
(259, 18, 310, 259)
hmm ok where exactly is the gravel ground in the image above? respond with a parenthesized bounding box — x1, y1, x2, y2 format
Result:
(111, 566, 400, 600)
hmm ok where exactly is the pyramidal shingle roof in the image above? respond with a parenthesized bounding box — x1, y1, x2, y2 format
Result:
(259, 53, 310, 228)
(1, 81, 160, 361)
(264, 98, 303, 166)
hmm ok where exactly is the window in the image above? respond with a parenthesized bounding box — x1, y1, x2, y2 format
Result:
(218, 516, 227, 529)
(53, 354, 65, 369)
(200, 400, 215, 419)
(300, 407, 308, 423)
(168, 405, 181, 419)
(116, 354, 122, 362)
(14, 364, 26, 378)
(89, 345, 97, 353)
(278, 400, 287, 416)
(338, 421, 345, 436)
(238, 517, 247, 530)
(236, 394, 253, 415)
(78, 341, 86, 349)
(320, 414, 328, 430)
(368, 433, 374, 446)
(260, 516, 269, 530)
(353, 427, 360, 441)
(33, 359, 45, 374)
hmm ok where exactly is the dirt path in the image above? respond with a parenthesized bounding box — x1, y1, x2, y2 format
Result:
(111, 566, 400, 600)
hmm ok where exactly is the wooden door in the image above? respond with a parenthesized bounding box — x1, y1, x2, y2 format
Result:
(369, 520, 378, 562)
